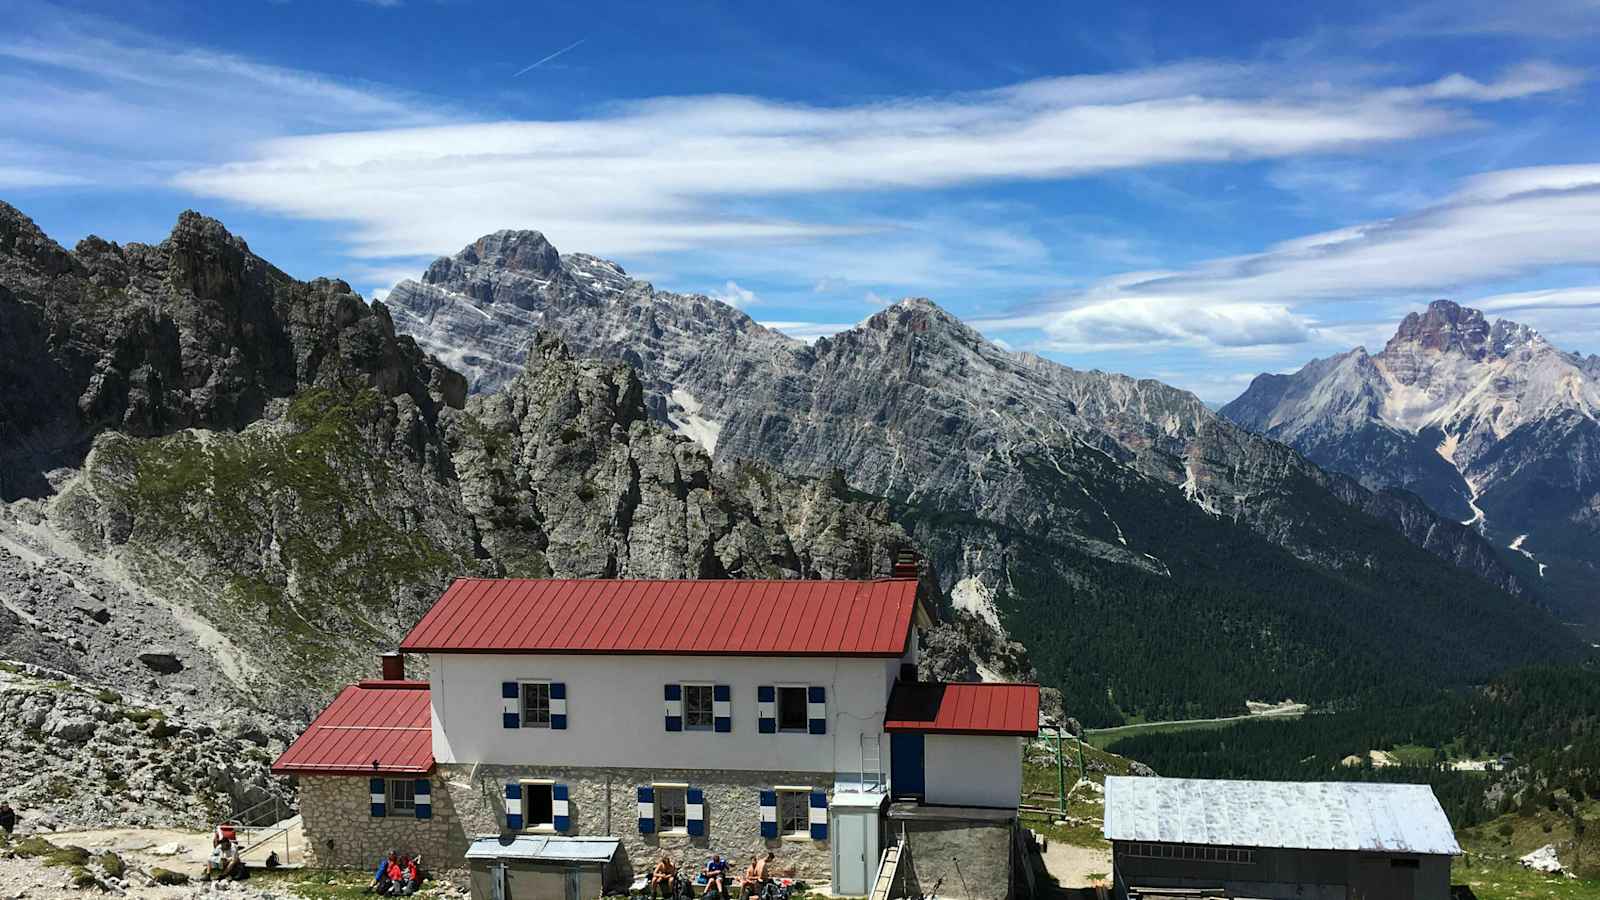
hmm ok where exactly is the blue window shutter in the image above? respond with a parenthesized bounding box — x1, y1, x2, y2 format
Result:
(550, 681, 568, 729)
(414, 779, 432, 820)
(757, 685, 776, 734)
(759, 790, 778, 839)
(637, 786, 656, 834)
(502, 681, 520, 729)
(713, 684, 732, 733)
(808, 686, 827, 735)
(553, 783, 571, 832)
(809, 791, 829, 840)
(505, 783, 523, 831)
(686, 788, 705, 837)
(369, 777, 386, 818)
(664, 683, 683, 732)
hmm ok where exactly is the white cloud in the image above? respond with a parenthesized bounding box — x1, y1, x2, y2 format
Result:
(1000, 164, 1600, 352)
(167, 58, 1580, 261)
(710, 280, 758, 308)
(757, 321, 857, 342)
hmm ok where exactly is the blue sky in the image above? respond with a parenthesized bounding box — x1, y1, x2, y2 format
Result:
(5, 0, 1600, 401)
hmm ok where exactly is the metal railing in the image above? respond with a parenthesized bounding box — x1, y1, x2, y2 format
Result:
(220, 795, 301, 867)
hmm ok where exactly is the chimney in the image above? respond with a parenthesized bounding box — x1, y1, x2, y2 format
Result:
(380, 652, 405, 681)
(892, 548, 921, 579)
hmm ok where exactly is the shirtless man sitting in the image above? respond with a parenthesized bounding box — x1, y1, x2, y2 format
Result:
(741, 852, 775, 900)
(649, 855, 678, 900)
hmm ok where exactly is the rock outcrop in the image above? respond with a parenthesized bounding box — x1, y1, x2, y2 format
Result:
(1224, 299, 1600, 625)
(0, 207, 918, 724)
(0, 660, 292, 831)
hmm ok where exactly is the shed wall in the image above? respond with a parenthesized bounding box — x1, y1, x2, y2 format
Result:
(1111, 842, 1452, 900)
(921, 735, 1022, 808)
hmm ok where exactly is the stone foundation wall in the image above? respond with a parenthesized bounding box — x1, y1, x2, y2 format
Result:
(897, 818, 1015, 900)
(298, 775, 465, 869)
(439, 764, 835, 884)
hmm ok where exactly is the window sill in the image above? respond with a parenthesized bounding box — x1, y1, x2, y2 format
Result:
(780, 834, 814, 843)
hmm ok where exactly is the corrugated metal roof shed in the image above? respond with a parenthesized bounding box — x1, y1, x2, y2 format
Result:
(465, 836, 620, 862)
(271, 681, 433, 776)
(883, 682, 1040, 736)
(400, 578, 920, 657)
(1102, 777, 1462, 856)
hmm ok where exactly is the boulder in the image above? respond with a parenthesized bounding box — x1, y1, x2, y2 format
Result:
(135, 649, 183, 674)
(43, 710, 98, 743)
(1128, 761, 1158, 777)
(1520, 844, 1563, 874)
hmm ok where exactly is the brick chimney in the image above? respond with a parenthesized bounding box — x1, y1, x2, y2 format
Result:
(380, 652, 405, 681)
(892, 548, 921, 579)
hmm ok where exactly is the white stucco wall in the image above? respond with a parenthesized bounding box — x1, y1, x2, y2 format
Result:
(429, 653, 901, 777)
(921, 734, 1023, 808)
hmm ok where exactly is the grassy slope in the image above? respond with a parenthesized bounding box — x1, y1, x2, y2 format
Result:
(1455, 796, 1600, 899)
(1020, 737, 1134, 850)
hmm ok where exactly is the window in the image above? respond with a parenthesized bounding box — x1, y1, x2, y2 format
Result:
(521, 682, 551, 728)
(1391, 858, 1420, 869)
(387, 779, 416, 813)
(1122, 843, 1253, 864)
(655, 786, 687, 833)
(520, 782, 554, 829)
(777, 686, 808, 732)
(778, 790, 809, 836)
(684, 684, 714, 731)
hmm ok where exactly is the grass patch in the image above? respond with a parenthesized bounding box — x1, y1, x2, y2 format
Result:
(1453, 855, 1600, 899)
(1018, 737, 1133, 849)
(1086, 712, 1303, 750)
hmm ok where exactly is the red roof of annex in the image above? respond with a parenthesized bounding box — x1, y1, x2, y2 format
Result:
(884, 681, 1040, 736)
(272, 681, 434, 776)
(399, 577, 922, 657)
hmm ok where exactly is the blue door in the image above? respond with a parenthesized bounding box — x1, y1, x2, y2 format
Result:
(890, 732, 925, 799)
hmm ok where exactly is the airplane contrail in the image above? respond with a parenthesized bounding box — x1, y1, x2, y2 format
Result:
(513, 38, 586, 77)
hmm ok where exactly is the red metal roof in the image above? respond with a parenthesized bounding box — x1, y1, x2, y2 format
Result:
(884, 681, 1040, 736)
(271, 681, 434, 776)
(399, 578, 921, 657)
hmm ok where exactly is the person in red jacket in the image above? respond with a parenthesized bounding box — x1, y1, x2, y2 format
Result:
(398, 855, 422, 895)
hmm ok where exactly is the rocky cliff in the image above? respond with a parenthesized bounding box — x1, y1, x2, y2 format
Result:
(0, 206, 924, 727)
(387, 231, 1582, 724)
(1223, 299, 1600, 630)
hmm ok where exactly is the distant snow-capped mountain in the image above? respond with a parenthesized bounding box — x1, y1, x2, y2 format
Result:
(1223, 299, 1599, 628)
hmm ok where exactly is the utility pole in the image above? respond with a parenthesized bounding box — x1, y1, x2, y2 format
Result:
(1055, 728, 1066, 813)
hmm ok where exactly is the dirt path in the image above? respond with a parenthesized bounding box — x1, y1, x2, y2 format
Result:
(1039, 841, 1111, 889)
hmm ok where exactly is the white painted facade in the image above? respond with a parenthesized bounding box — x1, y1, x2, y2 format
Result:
(429, 652, 902, 777)
(921, 734, 1025, 808)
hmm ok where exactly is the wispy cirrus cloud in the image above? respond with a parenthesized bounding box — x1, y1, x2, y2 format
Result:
(0, 3, 447, 189)
(170, 59, 1580, 261)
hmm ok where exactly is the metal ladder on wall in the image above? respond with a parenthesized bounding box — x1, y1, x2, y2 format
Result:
(860, 731, 885, 790)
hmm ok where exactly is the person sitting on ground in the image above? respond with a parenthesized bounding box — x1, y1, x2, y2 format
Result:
(396, 853, 422, 896)
(369, 850, 400, 894)
(0, 801, 15, 837)
(209, 838, 244, 881)
(704, 854, 730, 898)
(380, 854, 407, 896)
(649, 855, 677, 899)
